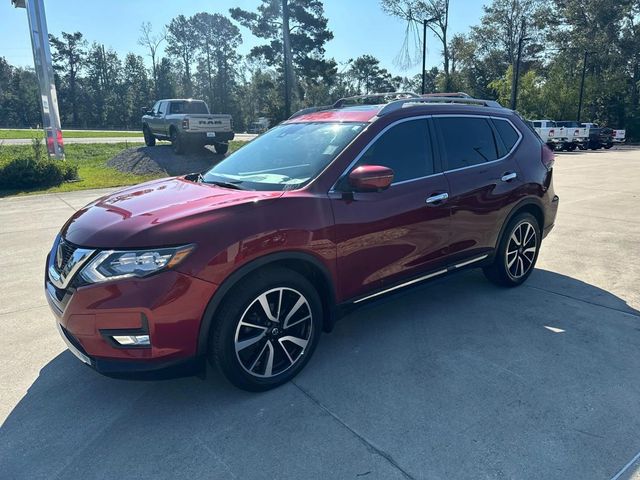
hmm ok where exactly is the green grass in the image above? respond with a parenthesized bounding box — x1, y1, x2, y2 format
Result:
(0, 142, 158, 196)
(0, 129, 142, 139)
(0, 140, 247, 197)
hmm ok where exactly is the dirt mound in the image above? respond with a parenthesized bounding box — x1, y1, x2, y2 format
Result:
(107, 145, 225, 176)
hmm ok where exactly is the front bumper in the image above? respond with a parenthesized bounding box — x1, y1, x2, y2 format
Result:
(46, 254, 218, 378)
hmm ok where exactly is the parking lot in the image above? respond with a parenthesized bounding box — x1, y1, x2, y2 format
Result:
(0, 147, 639, 479)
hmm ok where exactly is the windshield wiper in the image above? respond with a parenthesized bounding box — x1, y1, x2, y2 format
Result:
(206, 180, 246, 190)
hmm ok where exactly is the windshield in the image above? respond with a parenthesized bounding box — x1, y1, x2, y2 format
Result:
(170, 101, 209, 114)
(203, 122, 366, 191)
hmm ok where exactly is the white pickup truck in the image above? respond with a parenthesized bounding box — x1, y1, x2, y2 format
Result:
(612, 129, 626, 144)
(530, 120, 563, 149)
(555, 121, 590, 151)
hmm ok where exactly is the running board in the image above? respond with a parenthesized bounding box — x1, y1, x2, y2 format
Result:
(352, 254, 489, 305)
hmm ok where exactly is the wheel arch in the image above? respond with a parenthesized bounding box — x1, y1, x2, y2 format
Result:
(495, 197, 545, 250)
(196, 251, 337, 356)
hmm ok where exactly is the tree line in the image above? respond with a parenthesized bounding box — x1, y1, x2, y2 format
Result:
(0, 0, 638, 138)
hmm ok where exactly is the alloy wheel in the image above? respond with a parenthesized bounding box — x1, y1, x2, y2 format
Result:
(505, 221, 537, 279)
(234, 288, 313, 378)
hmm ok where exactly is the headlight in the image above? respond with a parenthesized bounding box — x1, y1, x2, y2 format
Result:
(80, 245, 195, 284)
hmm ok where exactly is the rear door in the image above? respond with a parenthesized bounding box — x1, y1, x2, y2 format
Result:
(331, 117, 451, 301)
(433, 115, 524, 266)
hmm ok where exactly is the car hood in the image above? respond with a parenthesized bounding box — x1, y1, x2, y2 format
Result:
(61, 177, 283, 248)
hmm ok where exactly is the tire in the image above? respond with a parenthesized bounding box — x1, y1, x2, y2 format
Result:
(483, 212, 541, 287)
(214, 142, 229, 155)
(567, 144, 577, 152)
(604, 143, 613, 150)
(143, 126, 156, 147)
(209, 267, 322, 391)
(170, 128, 185, 155)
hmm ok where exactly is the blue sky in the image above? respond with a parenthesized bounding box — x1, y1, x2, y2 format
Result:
(0, 0, 486, 77)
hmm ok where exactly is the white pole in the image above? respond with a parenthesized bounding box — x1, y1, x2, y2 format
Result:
(12, 0, 65, 159)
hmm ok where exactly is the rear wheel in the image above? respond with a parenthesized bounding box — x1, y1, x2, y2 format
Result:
(567, 144, 577, 151)
(483, 212, 541, 287)
(143, 126, 156, 147)
(170, 128, 185, 155)
(214, 142, 229, 155)
(209, 267, 322, 391)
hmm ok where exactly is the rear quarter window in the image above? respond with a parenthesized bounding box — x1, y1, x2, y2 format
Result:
(492, 118, 520, 152)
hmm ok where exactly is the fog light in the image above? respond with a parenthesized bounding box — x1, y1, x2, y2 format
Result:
(112, 335, 150, 346)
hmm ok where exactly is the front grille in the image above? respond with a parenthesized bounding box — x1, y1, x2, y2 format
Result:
(57, 239, 77, 272)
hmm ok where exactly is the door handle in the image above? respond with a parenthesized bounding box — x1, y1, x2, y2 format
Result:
(501, 172, 517, 182)
(426, 192, 449, 205)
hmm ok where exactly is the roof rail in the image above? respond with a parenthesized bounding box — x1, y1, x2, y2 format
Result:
(377, 96, 503, 116)
(422, 92, 472, 98)
(333, 92, 420, 108)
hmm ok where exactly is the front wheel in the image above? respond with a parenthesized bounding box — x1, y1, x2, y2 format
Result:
(483, 212, 541, 287)
(143, 126, 156, 147)
(209, 267, 322, 391)
(214, 142, 229, 155)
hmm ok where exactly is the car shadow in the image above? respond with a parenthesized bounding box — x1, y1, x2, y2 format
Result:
(1, 268, 639, 479)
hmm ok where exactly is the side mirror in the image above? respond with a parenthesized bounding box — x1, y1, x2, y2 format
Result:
(142, 108, 153, 116)
(348, 165, 394, 192)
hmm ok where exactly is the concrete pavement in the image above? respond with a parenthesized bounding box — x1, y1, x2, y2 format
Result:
(0, 133, 258, 145)
(1, 148, 639, 479)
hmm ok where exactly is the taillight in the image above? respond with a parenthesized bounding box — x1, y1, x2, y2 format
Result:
(182, 118, 189, 130)
(548, 129, 554, 137)
(574, 129, 579, 136)
(541, 144, 555, 170)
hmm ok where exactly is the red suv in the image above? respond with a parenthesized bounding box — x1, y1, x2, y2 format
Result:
(45, 94, 558, 391)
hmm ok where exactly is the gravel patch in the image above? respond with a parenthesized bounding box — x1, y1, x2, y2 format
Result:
(107, 145, 225, 176)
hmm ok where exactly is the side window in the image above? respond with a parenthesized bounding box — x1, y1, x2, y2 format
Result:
(533, 121, 541, 128)
(352, 119, 434, 184)
(492, 118, 520, 152)
(158, 101, 167, 115)
(436, 117, 499, 170)
(151, 101, 161, 115)
(170, 102, 183, 114)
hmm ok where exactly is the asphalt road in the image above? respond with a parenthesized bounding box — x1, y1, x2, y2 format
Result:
(1, 133, 258, 145)
(1, 148, 639, 480)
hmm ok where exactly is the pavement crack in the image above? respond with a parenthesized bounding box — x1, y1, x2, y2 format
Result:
(292, 381, 416, 480)
(55, 195, 78, 211)
(524, 284, 640, 319)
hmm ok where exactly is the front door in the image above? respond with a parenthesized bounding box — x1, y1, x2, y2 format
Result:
(331, 118, 450, 301)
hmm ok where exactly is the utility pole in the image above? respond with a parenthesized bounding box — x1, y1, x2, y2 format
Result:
(421, 17, 437, 95)
(12, 0, 64, 159)
(577, 51, 591, 123)
(282, 0, 293, 118)
(510, 19, 528, 111)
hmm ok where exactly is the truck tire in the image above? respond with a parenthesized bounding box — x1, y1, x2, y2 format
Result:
(214, 142, 229, 155)
(143, 126, 156, 147)
(170, 128, 185, 155)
